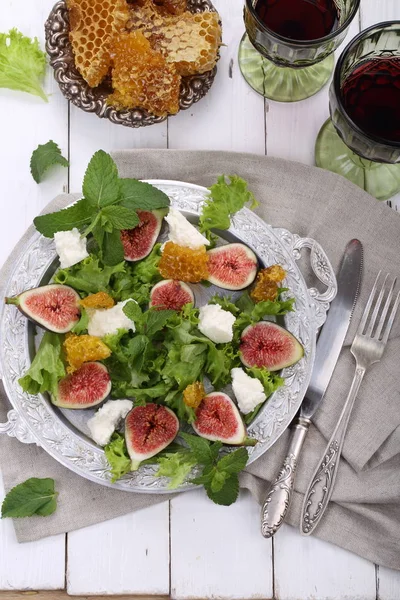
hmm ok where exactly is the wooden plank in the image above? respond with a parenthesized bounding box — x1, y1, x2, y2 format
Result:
(0, 593, 168, 600)
(0, 473, 66, 591)
(378, 566, 400, 600)
(167, 0, 266, 152)
(170, 489, 273, 600)
(66, 503, 170, 596)
(274, 524, 376, 600)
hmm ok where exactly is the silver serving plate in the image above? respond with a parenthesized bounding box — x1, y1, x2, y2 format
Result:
(0, 181, 337, 493)
(45, 0, 219, 128)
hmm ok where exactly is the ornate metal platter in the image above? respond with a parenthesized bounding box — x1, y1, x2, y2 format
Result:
(0, 181, 337, 493)
(45, 0, 219, 128)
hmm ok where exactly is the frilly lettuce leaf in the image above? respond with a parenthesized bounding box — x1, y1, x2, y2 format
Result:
(18, 332, 65, 397)
(104, 433, 131, 483)
(54, 255, 125, 295)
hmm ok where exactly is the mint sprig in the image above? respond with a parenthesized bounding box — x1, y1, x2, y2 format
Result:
(1, 478, 58, 518)
(30, 141, 68, 184)
(33, 150, 170, 265)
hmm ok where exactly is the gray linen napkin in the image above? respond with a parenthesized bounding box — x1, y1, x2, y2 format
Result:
(1, 151, 399, 571)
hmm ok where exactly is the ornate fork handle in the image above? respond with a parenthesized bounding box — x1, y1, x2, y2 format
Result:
(261, 417, 310, 538)
(301, 365, 365, 535)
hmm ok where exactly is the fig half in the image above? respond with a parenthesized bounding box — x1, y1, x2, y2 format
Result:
(121, 209, 164, 261)
(125, 404, 179, 469)
(193, 392, 255, 445)
(240, 321, 304, 371)
(149, 279, 194, 310)
(52, 362, 111, 409)
(207, 243, 258, 290)
(5, 284, 81, 333)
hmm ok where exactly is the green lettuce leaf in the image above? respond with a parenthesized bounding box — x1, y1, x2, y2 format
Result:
(111, 244, 162, 305)
(0, 29, 47, 101)
(54, 255, 125, 294)
(199, 175, 258, 233)
(18, 332, 65, 397)
(104, 433, 132, 483)
(154, 449, 197, 489)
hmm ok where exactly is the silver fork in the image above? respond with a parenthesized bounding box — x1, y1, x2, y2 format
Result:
(300, 271, 400, 536)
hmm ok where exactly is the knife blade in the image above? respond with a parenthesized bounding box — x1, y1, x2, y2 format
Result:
(260, 239, 363, 539)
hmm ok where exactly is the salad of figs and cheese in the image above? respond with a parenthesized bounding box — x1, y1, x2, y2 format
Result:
(5, 150, 304, 506)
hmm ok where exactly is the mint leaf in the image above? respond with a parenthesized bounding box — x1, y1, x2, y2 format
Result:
(1, 478, 58, 518)
(101, 205, 140, 230)
(145, 309, 175, 337)
(205, 474, 239, 506)
(82, 150, 120, 208)
(119, 179, 170, 211)
(102, 229, 124, 265)
(34, 199, 95, 238)
(180, 432, 213, 465)
(123, 300, 144, 326)
(30, 141, 68, 183)
(217, 447, 249, 475)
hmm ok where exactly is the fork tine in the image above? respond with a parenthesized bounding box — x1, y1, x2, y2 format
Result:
(358, 271, 381, 334)
(375, 277, 397, 339)
(382, 290, 400, 345)
(366, 273, 389, 336)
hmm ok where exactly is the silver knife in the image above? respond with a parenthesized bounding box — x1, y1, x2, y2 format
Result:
(260, 239, 363, 538)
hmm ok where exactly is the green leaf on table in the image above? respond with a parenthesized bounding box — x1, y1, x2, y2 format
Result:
(18, 332, 65, 397)
(0, 29, 47, 101)
(119, 179, 170, 211)
(34, 199, 94, 238)
(30, 140, 69, 184)
(205, 474, 240, 506)
(82, 150, 120, 208)
(199, 175, 258, 233)
(102, 229, 124, 266)
(101, 205, 140, 230)
(1, 478, 58, 518)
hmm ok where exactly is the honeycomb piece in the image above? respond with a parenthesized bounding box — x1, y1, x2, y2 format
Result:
(263, 265, 286, 283)
(158, 242, 208, 282)
(67, 0, 130, 87)
(108, 31, 181, 116)
(183, 381, 205, 409)
(81, 292, 115, 309)
(126, 6, 221, 76)
(64, 333, 111, 373)
(251, 273, 279, 304)
(153, 0, 187, 15)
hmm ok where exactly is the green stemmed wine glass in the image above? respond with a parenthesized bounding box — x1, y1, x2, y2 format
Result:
(316, 22, 400, 201)
(239, 0, 360, 102)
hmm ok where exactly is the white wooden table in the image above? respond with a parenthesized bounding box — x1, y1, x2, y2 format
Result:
(1, 1, 400, 598)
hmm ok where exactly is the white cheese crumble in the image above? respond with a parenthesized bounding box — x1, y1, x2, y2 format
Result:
(198, 304, 236, 344)
(54, 228, 89, 268)
(87, 399, 133, 446)
(88, 299, 136, 337)
(231, 367, 266, 415)
(165, 207, 210, 249)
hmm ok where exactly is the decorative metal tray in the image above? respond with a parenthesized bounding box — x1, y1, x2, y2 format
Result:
(0, 181, 337, 493)
(45, 0, 219, 128)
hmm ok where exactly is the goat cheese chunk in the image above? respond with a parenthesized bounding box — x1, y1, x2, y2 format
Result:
(165, 207, 210, 249)
(198, 304, 236, 343)
(54, 228, 89, 268)
(88, 299, 136, 337)
(231, 367, 266, 415)
(88, 399, 133, 446)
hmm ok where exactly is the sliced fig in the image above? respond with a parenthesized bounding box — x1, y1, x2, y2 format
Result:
(125, 404, 179, 469)
(149, 279, 194, 310)
(207, 243, 258, 290)
(193, 392, 254, 445)
(52, 362, 111, 409)
(240, 321, 304, 371)
(121, 209, 164, 261)
(5, 284, 80, 333)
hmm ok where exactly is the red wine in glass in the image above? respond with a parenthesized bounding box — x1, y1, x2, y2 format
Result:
(341, 58, 400, 143)
(255, 0, 339, 41)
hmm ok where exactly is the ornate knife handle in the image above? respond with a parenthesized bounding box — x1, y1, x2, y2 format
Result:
(261, 417, 310, 538)
(301, 365, 365, 535)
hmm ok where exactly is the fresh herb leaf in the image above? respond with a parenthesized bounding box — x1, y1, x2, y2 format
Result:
(205, 474, 240, 506)
(34, 199, 95, 238)
(145, 309, 175, 337)
(101, 205, 140, 230)
(252, 297, 296, 318)
(123, 300, 144, 327)
(18, 332, 65, 397)
(180, 432, 213, 465)
(1, 478, 58, 518)
(102, 229, 125, 266)
(82, 150, 120, 208)
(209, 294, 240, 315)
(247, 367, 284, 397)
(199, 175, 258, 233)
(104, 434, 131, 483)
(30, 141, 69, 184)
(155, 450, 197, 489)
(119, 179, 170, 211)
(54, 256, 125, 294)
(0, 29, 47, 101)
(216, 447, 249, 475)
(71, 307, 89, 334)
